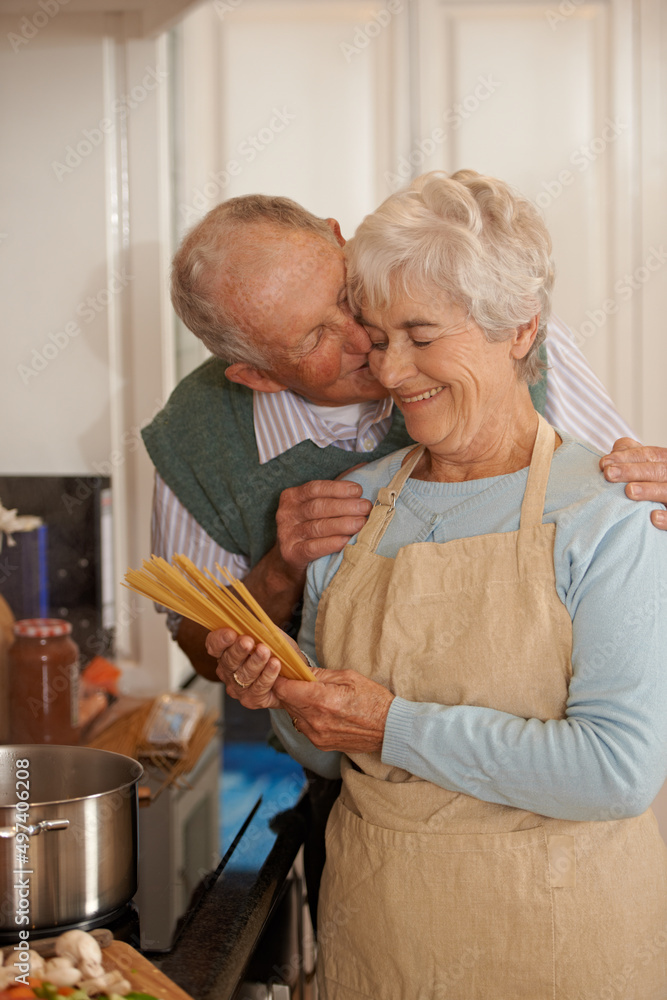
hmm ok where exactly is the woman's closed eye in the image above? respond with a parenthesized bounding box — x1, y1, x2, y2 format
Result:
(369, 337, 433, 350)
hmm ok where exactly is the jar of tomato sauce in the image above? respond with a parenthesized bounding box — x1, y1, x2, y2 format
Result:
(8, 619, 80, 744)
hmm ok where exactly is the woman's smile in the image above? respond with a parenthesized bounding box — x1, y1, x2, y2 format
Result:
(397, 385, 446, 404)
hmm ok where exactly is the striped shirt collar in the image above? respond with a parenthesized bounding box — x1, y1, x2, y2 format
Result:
(253, 389, 394, 464)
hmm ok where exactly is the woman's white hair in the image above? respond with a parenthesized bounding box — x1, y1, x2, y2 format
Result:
(345, 170, 555, 383)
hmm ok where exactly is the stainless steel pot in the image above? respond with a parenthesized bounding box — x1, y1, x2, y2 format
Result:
(0, 745, 143, 932)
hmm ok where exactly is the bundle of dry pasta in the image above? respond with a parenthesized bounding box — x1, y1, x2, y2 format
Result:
(123, 554, 315, 682)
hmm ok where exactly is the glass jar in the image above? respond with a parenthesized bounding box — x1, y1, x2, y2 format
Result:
(8, 619, 80, 744)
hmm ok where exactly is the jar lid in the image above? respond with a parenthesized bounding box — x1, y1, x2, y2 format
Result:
(13, 618, 72, 638)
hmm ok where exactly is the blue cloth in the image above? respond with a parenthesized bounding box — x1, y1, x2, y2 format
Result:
(272, 431, 667, 820)
(220, 741, 306, 871)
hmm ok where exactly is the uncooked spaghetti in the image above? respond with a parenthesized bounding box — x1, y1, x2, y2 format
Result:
(123, 554, 315, 682)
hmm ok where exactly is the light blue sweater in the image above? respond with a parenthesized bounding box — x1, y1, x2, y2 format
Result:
(272, 432, 667, 821)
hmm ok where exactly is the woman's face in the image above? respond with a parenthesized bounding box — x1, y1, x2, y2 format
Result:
(360, 287, 528, 460)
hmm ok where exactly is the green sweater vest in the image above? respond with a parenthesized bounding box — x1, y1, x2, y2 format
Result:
(142, 350, 547, 566)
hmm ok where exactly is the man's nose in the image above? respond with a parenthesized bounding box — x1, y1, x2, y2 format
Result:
(342, 316, 372, 354)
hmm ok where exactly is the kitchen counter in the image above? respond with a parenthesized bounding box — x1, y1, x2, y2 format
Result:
(145, 760, 310, 1000)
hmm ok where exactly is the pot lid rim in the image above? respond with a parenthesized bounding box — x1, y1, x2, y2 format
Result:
(5, 771, 143, 808)
(0, 746, 143, 806)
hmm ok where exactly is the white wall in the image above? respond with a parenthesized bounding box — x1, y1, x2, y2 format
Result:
(0, 12, 178, 690)
(1, 15, 112, 474)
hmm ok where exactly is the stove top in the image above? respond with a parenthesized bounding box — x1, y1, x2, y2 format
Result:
(0, 903, 140, 948)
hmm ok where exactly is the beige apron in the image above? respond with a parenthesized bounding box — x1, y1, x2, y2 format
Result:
(315, 415, 667, 1000)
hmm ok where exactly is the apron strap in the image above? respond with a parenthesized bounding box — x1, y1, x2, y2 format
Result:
(519, 413, 557, 529)
(357, 446, 425, 553)
(356, 415, 555, 552)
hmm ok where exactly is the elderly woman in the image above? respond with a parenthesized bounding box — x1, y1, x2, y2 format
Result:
(212, 171, 667, 999)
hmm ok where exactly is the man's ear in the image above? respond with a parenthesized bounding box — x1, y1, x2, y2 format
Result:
(225, 362, 287, 394)
(325, 218, 345, 247)
(509, 313, 540, 361)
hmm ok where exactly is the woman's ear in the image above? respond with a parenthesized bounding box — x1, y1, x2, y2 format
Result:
(225, 363, 288, 394)
(510, 314, 540, 360)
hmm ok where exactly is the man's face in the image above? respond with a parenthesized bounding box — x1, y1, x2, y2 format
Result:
(219, 226, 389, 406)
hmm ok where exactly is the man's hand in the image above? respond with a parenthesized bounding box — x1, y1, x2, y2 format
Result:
(600, 438, 667, 529)
(275, 479, 373, 572)
(274, 669, 395, 755)
(236, 477, 372, 631)
(184, 475, 374, 681)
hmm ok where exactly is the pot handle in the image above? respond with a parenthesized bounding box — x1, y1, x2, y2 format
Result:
(0, 819, 70, 839)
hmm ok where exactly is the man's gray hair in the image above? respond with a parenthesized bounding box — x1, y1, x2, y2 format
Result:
(345, 170, 554, 383)
(171, 194, 339, 367)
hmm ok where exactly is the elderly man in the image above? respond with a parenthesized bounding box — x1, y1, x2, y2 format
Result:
(143, 193, 667, 683)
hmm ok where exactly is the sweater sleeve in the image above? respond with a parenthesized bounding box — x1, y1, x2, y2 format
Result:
(382, 500, 667, 820)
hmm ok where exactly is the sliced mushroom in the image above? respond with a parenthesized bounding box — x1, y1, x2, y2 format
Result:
(79, 969, 131, 996)
(42, 957, 83, 988)
(28, 950, 46, 977)
(55, 930, 105, 980)
(3, 950, 45, 977)
(0, 968, 16, 990)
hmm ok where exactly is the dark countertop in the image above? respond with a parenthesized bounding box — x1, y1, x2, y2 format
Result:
(146, 779, 308, 1000)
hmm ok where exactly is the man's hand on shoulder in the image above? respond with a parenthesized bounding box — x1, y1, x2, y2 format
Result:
(600, 438, 667, 529)
(276, 478, 373, 569)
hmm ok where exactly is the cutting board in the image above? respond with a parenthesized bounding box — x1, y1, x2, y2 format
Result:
(102, 941, 195, 1000)
(0, 933, 194, 1000)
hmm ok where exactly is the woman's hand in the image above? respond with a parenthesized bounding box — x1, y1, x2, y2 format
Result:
(274, 670, 395, 755)
(206, 628, 284, 709)
(207, 627, 395, 753)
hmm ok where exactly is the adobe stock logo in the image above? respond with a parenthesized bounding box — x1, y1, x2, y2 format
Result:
(533, 118, 627, 210)
(8, 0, 70, 53)
(17, 269, 134, 385)
(571, 246, 667, 348)
(51, 67, 168, 181)
(340, 0, 404, 63)
(179, 107, 296, 224)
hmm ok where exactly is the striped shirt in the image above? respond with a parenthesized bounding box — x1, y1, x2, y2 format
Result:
(151, 315, 636, 635)
(253, 392, 394, 463)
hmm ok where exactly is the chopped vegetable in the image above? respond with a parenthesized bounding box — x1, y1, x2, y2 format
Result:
(0, 986, 37, 1000)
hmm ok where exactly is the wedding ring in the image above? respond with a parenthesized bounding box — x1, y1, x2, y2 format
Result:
(233, 670, 251, 689)
(291, 716, 300, 732)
